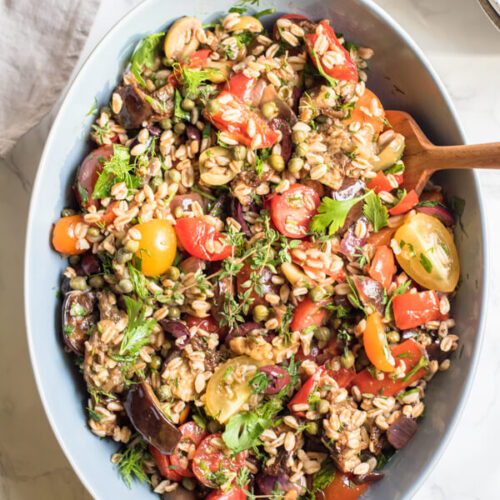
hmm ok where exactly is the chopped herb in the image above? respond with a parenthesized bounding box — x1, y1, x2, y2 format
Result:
(87, 407, 103, 422)
(309, 48, 338, 87)
(401, 356, 428, 384)
(70, 302, 87, 317)
(130, 32, 165, 88)
(76, 182, 89, 205)
(86, 96, 99, 117)
(384, 280, 411, 321)
(419, 253, 433, 273)
(363, 191, 388, 232)
(254, 7, 276, 18)
(449, 196, 466, 233)
(249, 371, 269, 394)
(64, 325, 75, 338)
(128, 263, 150, 299)
(115, 439, 151, 488)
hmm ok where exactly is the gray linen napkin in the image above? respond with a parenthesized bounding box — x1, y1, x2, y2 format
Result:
(0, 0, 100, 156)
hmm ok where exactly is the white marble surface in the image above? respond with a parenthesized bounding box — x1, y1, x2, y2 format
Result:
(0, 0, 499, 498)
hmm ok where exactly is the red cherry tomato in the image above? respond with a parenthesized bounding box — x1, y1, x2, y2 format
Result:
(149, 445, 183, 481)
(290, 297, 330, 332)
(305, 20, 358, 82)
(169, 49, 213, 86)
(175, 217, 233, 261)
(192, 433, 246, 488)
(205, 91, 279, 149)
(74, 145, 114, 208)
(322, 471, 369, 500)
(368, 245, 396, 290)
(392, 290, 445, 330)
(223, 73, 257, 104)
(270, 184, 320, 238)
(186, 315, 220, 334)
(206, 487, 247, 500)
(367, 170, 403, 194)
(389, 190, 419, 215)
(170, 421, 208, 478)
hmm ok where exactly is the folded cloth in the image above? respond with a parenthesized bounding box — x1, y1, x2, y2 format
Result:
(0, 0, 100, 156)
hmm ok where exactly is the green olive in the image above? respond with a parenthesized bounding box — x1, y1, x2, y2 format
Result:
(159, 118, 172, 130)
(306, 422, 318, 435)
(116, 248, 133, 264)
(341, 350, 355, 369)
(207, 99, 220, 115)
(174, 122, 186, 135)
(288, 157, 304, 173)
(69, 276, 87, 291)
(166, 266, 181, 281)
(89, 275, 104, 289)
(314, 326, 332, 342)
(69, 255, 80, 266)
(318, 399, 330, 414)
(309, 286, 325, 303)
(295, 142, 308, 157)
(124, 239, 140, 253)
(181, 98, 195, 111)
(168, 306, 181, 319)
(168, 169, 181, 183)
(232, 145, 247, 161)
(253, 304, 269, 322)
(61, 208, 76, 217)
(261, 101, 278, 120)
(164, 16, 202, 60)
(174, 206, 184, 219)
(149, 355, 162, 371)
(269, 154, 285, 172)
(292, 129, 307, 144)
(119, 279, 134, 294)
(87, 227, 100, 238)
(387, 331, 401, 344)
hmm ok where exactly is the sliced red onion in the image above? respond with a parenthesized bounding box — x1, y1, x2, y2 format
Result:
(80, 252, 101, 275)
(259, 365, 291, 394)
(147, 124, 162, 136)
(159, 319, 191, 349)
(225, 322, 262, 345)
(340, 225, 367, 258)
(269, 118, 292, 163)
(232, 199, 251, 236)
(352, 275, 385, 316)
(256, 474, 296, 495)
(416, 204, 454, 226)
(185, 124, 201, 142)
(387, 415, 418, 449)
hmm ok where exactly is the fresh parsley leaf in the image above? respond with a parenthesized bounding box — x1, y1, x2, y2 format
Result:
(419, 253, 433, 273)
(130, 32, 165, 88)
(128, 263, 150, 299)
(363, 191, 388, 232)
(173, 63, 220, 99)
(384, 161, 405, 175)
(311, 457, 336, 493)
(255, 147, 271, 177)
(311, 192, 369, 235)
(64, 325, 75, 338)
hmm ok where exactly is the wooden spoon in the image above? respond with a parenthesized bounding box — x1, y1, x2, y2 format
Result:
(385, 110, 500, 195)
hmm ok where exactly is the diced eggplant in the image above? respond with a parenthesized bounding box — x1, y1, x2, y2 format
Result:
(386, 415, 418, 449)
(352, 275, 385, 316)
(115, 84, 153, 129)
(124, 382, 181, 454)
(269, 118, 293, 163)
(62, 290, 98, 355)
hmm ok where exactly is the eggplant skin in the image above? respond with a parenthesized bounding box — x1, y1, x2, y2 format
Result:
(124, 382, 181, 454)
(62, 290, 97, 355)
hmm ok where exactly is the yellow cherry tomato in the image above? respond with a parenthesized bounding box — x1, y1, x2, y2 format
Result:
(205, 356, 271, 423)
(363, 312, 395, 373)
(394, 213, 459, 293)
(134, 219, 177, 277)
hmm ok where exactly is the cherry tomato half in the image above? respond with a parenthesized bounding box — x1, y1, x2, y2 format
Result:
(52, 215, 86, 255)
(175, 217, 233, 261)
(321, 471, 369, 500)
(343, 88, 385, 135)
(134, 219, 177, 276)
(290, 297, 330, 332)
(368, 245, 396, 290)
(206, 487, 247, 500)
(170, 421, 208, 477)
(392, 290, 445, 330)
(186, 315, 220, 335)
(270, 184, 320, 238)
(363, 312, 395, 372)
(149, 445, 183, 481)
(192, 433, 246, 488)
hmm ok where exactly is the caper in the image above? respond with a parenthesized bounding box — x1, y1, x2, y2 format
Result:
(314, 326, 332, 342)
(316, 114, 328, 123)
(124, 239, 140, 253)
(269, 154, 285, 172)
(156, 79, 166, 88)
(69, 276, 87, 291)
(261, 101, 278, 119)
(288, 157, 304, 173)
(232, 145, 247, 161)
(116, 248, 133, 264)
(182, 478, 196, 491)
(166, 266, 180, 281)
(330, 318, 342, 329)
(174, 122, 186, 135)
(119, 279, 134, 294)
(253, 304, 269, 322)
(61, 208, 76, 217)
(207, 420, 222, 433)
(87, 227, 100, 238)
(162, 57, 172, 67)
(341, 349, 355, 369)
(168, 306, 181, 319)
(306, 421, 318, 435)
(101, 106, 112, 116)
(295, 142, 308, 157)
(149, 355, 162, 371)
(151, 176, 163, 189)
(387, 331, 400, 344)
(207, 99, 220, 115)
(174, 206, 184, 219)
(168, 169, 181, 183)
(159, 118, 172, 130)
(89, 275, 104, 289)
(324, 284, 335, 296)
(157, 384, 171, 401)
(309, 286, 325, 303)
(68, 255, 80, 266)
(292, 129, 307, 144)
(318, 399, 330, 414)
(181, 98, 195, 111)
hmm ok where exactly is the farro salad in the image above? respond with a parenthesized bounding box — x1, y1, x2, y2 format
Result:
(51, 5, 462, 500)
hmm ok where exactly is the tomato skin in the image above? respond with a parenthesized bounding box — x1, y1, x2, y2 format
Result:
(363, 312, 395, 372)
(367, 226, 396, 248)
(367, 171, 403, 194)
(352, 339, 427, 397)
(205, 91, 279, 149)
(368, 245, 396, 290)
(175, 217, 233, 261)
(305, 20, 358, 82)
(134, 219, 177, 276)
(270, 184, 321, 239)
(186, 315, 220, 335)
(206, 487, 247, 500)
(343, 88, 385, 135)
(89, 200, 120, 228)
(149, 445, 183, 481)
(392, 290, 445, 330)
(170, 421, 208, 478)
(169, 49, 212, 86)
(290, 297, 329, 332)
(192, 433, 246, 488)
(223, 73, 257, 104)
(321, 471, 369, 500)
(389, 190, 419, 215)
(52, 215, 87, 255)
(74, 145, 114, 208)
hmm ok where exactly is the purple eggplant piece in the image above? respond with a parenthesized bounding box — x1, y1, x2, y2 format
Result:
(352, 275, 385, 316)
(80, 252, 101, 275)
(256, 474, 296, 495)
(185, 124, 201, 142)
(269, 118, 293, 163)
(416, 204, 454, 226)
(259, 365, 291, 394)
(147, 124, 162, 136)
(62, 290, 97, 355)
(387, 415, 418, 449)
(340, 224, 367, 259)
(115, 84, 153, 129)
(225, 322, 262, 345)
(231, 198, 251, 236)
(426, 339, 450, 364)
(159, 319, 191, 349)
(352, 472, 385, 484)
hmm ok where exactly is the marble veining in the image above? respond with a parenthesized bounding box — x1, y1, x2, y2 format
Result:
(1, 0, 499, 498)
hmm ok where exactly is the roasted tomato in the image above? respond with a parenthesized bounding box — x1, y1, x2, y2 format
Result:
(206, 486, 247, 500)
(343, 88, 385, 135)
(368, 245, 396, 290)
(270, 184, 321, 238)
(133, 219, 177, 276)
(186, 315, 220, 335)
(367, 170, 403, 194)
(389, 190, 419, 215)
(363, 312, 395, 372)
(175, 217, 233, 261)
(192, 433, 246, 488)
(149, 445, 183, 481)
(392, 290, 446, 330)
(170, 421, 208, 477)
(290, 297, 330, 332)
(321, 470, 369, 500)
(52, 215, 87, 255)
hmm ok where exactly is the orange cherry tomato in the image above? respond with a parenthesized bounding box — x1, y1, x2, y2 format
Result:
(368, 245, 396, 290)
(367, 170, 403, 194)
(366, 226, 396, 247)
(363, 312, 395, 372)
(321, 471, 369, 500)
(52, 215, 86, 255)
(343, 88, 385, 134)
(290, 297, 330, 332)
(134, 219, 177, 276)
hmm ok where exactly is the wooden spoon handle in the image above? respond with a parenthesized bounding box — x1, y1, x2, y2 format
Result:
(427, 142, 500, 172)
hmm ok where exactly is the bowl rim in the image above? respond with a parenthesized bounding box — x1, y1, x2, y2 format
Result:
(24, 0, 488, 499)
